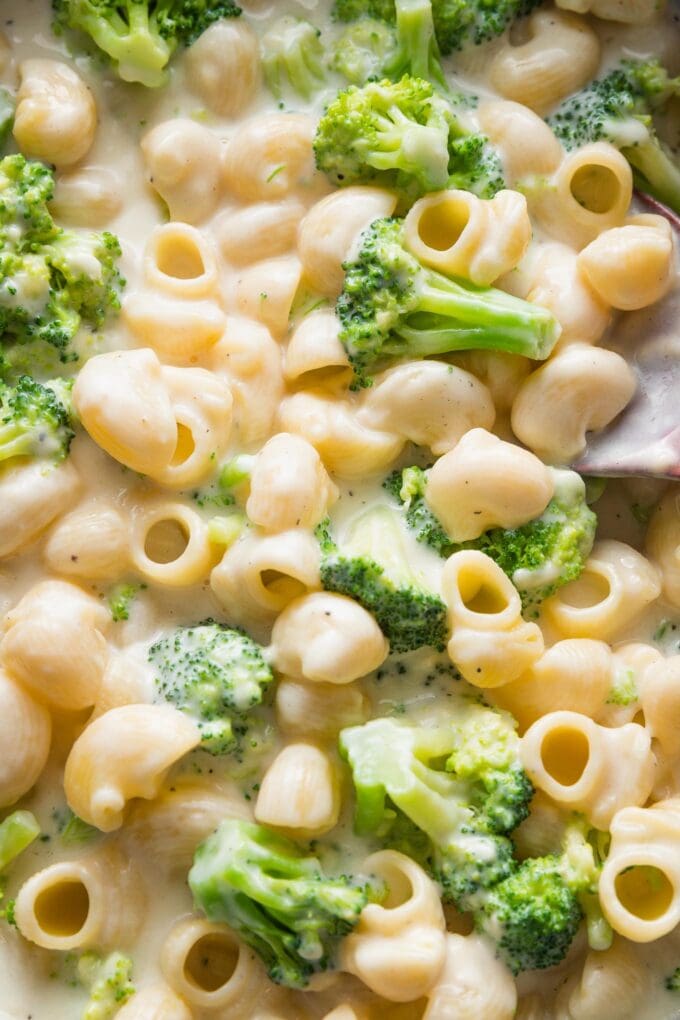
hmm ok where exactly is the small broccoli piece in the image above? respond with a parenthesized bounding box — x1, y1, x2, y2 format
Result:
(548, 59, 680, 214)
(559, 816, 612, 951)
(148, 620, 274, 755)
(262, 17, 325, 100)
(386, 465, 596, 611)
(107, 582, 142, 623)
(336, 217, 560, 387)
(316, 507, 448, 653)
(78, 952, 135, 1020)
(0, 88, 14, 152)
(0, 810, 40, 873)
(0, 375, 74, 465)
(606, 667, 638, 707)
(189, 819, 376, 988)
(447, 128, 506, 199)
(333, 0, 397, 21)
(332, 20, 398, 85)
(52, 0, 241, 88)
(476, 855, 581, 974)
(59, 810, 100, 847)
(192, 454, 254, 509)
(666, 968, 680, 991)
(340, 703, 532, 910)
(431, 0, 543, 54)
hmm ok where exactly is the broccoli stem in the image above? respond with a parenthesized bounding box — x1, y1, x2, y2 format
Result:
(624, 139, 680, 214)
(385, 274, 560, 360)
(384, 0, 447, 91)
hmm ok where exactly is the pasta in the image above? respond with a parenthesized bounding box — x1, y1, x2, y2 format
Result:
(254, 742, 340, 837)
(423, 933, 517, 1019)
(141, 118, 223, 224)
(14, 59, 96, 166)
(183, 20, 261, 117)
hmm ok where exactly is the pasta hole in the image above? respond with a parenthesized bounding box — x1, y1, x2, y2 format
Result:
(570, 165, 619, 214)
(540, 726, 589, 786)
(615, 866, 673, 922)
(558, 570, 610, 609)
(378, 862, 415, 910)
(458, 569, 509, 615)
(144, 518, 189, 564)
(184, 933, 239, 992)
(417, 199, 470, 252)
(156, 233, 206, 280)
(260, 570, 306, 601)
(171, 424, 196, 467)
(34, 881, 89, 937)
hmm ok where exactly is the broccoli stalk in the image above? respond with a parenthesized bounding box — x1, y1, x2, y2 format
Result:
(262, 17, 326, 99)
(547, 59, 680, 214)
(336, 217, 560, 387)
(148, 620, 274, 755)
(340, 704, 533, 910)
(189, 819, 377, 988)
(383, 0, 447, 90)
(0, 810, 40, 925)
(0, 376, 74, 465)
(53, 0, 242, 88)
(316, 506, 448, 653)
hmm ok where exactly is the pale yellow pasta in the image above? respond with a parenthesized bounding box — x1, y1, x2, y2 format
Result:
(538, 143, 633, 249)
(554, 938, 648, 1020)
(423, 933, 516, 1020)
(0, 668, 50, 808)
(222, 113, 319, 202)
(323, 1008, 366, 1020)
(599, 799, 680, 942)
(123, 777, 251, 873)
(596, 641, 659, 727)
(246, 433, 339, 533)
(425, 428, 554, 541)
(443, 550, 544, 687)
(477, 100, 563, 181)
(0, 458, 80, 560)
(254, 742, 340, 837)
(278, 390, 403, 477)
(215, 199, 306, 265)
(211, 527, 321, 629)
(0, 30, 14, 86)
(1, 579, 109, 711)
(404, 189, 531, 285)
(577, 215, 674, 311)
(646, 488, 680, 608)
(74, 349, 177, 475)
(14, 59, 96, 166)
(15, 845, 143, 950)
(515, 994, 549, 1020)
(524, 243, 611, 346)
(141, 118, 223, 224)
(49, 166, 122, 226)
(341, 850, 446, 1002)
(269, 592, 388, 684)
(161, 916, 263, 1014)
(297, 186, 398, 296)
(64, 704, 200, 831)
(208, 317, 284, 444)
(447, 350, 531, 413)
(492, 639, 613, 730)
(543, 540, 661, 640)
(43, 499, 131, 580)
(275, 678, 369, 739)
(91, 651, 153, 719)
(123, 291, 227, 362)
(231, 255, 302, 338)
(488, 11, 600, 115)
(184, 20, 261, 116)
(511, 345, 636, 464)
(520, 710, 655, 828)
(556, 0, 658, 22)
(130, 502, 217, 587)
(284, 310, 351, 388)
(639, 656, 680, 757)
(357, 361, 495, 456)
(143, 222, 220, 300)
(115, 985, 193, 1020)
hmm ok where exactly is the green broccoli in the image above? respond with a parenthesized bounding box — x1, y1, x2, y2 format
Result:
(335, 217, 560, 387)
(148, 620, 274, 755)
(340, 703, 533, 910)
(385, 465, 596, 611)
(333, 0, 397, 21)
(189, 819, 377, 988)
(381, 0, 447, 90)
(558, 816, 612, 951)
(0, 88, 14, 152)
(107, 582, 142, 623)
(78, 952, 135, 1020)
(666, 968, 680, 991)
(52, 0, 242, 88)
(332, 19, 398, 85)
(0, 810, 40, 924)
(476, 854, 581, 974)
(191, 453, 254, 509)
(262, 17, 326, 100)
(0, 375, 74, 465)
(0, 155, 124, 366)
(547, 59, 680, 214)
(316, 507, 448, 653)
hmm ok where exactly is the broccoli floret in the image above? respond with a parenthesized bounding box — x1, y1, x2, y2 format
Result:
(0, 810, 40, 873)
(107, 582, 142, 623)
(476, 855, 581, 974)
(316, 507, 448, 653)
(340, 703, 532, 910)
(431, 0, 543, 54)
(52, 0, 241, 88)
(606, 666, 638, 707)
(333, 0, 397, 21)
(382, 0, 447, 90)
(0, 155, 124, 366)
(559, 816, 612, 951)
(447, 127, 505, 199)
(0, 88, 14, 153)
(262, 17, 325, 100)
(666, 968, 680, 991)
(386, 465, 596, 611)
(192, 453, 254, 509)
(0, 375, 74, 465)
(78, 952, 135, 1020)
(548, 59, 680, 214)
(148, 620, 274, 755)
(189, 819, 376, 988)
(336, 217, 560, 387)
(332, 19, 398, 85)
